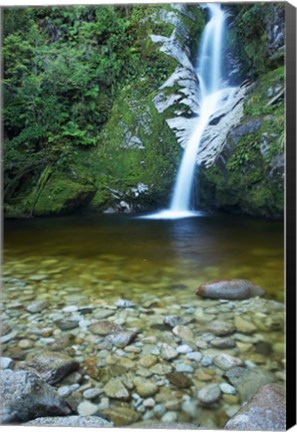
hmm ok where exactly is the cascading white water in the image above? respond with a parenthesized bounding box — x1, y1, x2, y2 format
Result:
(143, 4, 235, 220)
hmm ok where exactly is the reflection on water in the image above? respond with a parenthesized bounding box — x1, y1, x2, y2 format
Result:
(3, 213, 284, 302)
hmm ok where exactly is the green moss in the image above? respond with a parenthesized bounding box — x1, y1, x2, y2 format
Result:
(199, 65, 284, 219)
(26, 171, 96, 216)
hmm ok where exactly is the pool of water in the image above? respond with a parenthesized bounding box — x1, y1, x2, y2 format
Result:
(3, 212, 284, 303)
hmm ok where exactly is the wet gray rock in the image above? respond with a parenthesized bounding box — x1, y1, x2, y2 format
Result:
(93, 309, 114, 320)
(0, 330, 18, 344)
(25, 351, 80, 385)
(197, 384, 221, 405)
(103, 378, 130, 400)
(150, 363, 173, 375)
(77, 401, 99, 416)
(225, 384, 285, 431)
(164, 315, 184, 328)
(186, 352, 202, 362)
(106, 329, 138, 348)
(89, 320, 122, 336)
(172, 325, 193, 342)
(220, 383, 236, 395)
(207, 320, 236, 336)
(167, 372, 193, 388)
(196, 279, 264, 300)
(25, 415, 113, 427)
(160, 343, 178, 360)
(0, 357, 14, 370)
(29, 274, 47, 281)
(135, 381, 159, 398)
(224, 366, 275, 402)
(210, 337, 236, 349)
(130, 421, 200, 429)
(0, 369, 72, 424)
(214, 354, 242, 371)
(102, 405, 140, 426)
(115, 299, 136, 308)
(26, 300, 48, 313)
(175, 363, 193, 373)
(83, 387, 103, 400)
(54, 318, 79, 331)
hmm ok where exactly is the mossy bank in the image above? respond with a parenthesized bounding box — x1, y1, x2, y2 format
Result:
(3, 4, 284, 219)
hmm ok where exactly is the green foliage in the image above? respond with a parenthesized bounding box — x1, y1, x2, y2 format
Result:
(227, 3, 285, 78)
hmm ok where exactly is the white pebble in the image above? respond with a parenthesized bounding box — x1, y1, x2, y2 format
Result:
(143, 398, 155, 408)
(220, 383, 236, 395)
(177, 344, 193, 354)
(62, 305, 78, 313)
(161, 411, 177, 422)
(0, 357, 14, 370)
(186, 352, 202, 362)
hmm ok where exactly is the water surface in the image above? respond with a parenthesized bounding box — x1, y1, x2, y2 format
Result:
(3, 212, 284, 303)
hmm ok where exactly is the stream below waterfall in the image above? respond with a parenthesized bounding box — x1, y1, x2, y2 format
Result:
(4, 213, 284, 303)
(2, 213, 285, 428)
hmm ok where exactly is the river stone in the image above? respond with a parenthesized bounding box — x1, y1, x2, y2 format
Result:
(161, 343, 178, 360)
(161, 411, 178, 423)
(115, 299, 136, 308)
(196, 279, 264, 300)
(102, 405, 140, 426)
(224, 366, 275, 402)
(172, 325, 194, 342)
(18, 339, 34, 349)
(197, 383, 221, 405)
(0, 357, 14, 370)
(175, 363, 194, 373)
(186, 352, 202, 362)
(25, 351, 80, 385)
(1, 323, 11, 336)
(139, 355, 158, 368)
(225, 384, 285, 430)
(25, 416, 113, 427)
(106, 329, 138, 348)
(0, 369, 72, 424)
(220, 383, 236, 395)
(214, 354, 242, 371)
(164, 315, 184, 328)
(29, 274, 47, 281)
(143, 398, 155, 408)
(103, 378, 130, 400)
(142, 344, 160, 356)
(94, 309, 115, 320)
(54, 318, 79, 331)
(62, 305, 78, 313)
(234, 315, 257, 334)
(177, 344, 193, 354)
(0, 330, 18, 344)
(207, 320, 235, 336)
(167, 372, 193, 388)
(210, 337, 236, 349)
(77, 401, 99, 416)
(136, 382, 159, 398)
(26, 300, 48, 313)
(89, 320, 122, 336)
(83, 387, 103, 400)
(130, 421, 200, 429)
(150, 363, 173, 375)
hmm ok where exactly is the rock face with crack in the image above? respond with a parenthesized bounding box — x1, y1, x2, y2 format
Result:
(0, 369, 72, 424)
(224, 384, 286, 430)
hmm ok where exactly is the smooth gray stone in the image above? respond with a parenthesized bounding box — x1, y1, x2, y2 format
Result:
(0, 369, 71, 424)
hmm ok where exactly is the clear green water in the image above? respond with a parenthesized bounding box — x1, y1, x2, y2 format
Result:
(3, 213, 284, 303)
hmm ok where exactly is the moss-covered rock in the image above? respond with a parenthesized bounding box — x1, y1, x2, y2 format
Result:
(198, 66, 284, 219)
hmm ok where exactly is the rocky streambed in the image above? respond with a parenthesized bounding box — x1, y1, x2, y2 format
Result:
(1, 273, 285, 430)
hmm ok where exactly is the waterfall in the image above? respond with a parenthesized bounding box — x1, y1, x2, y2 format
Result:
(143, 4, 235, 220)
